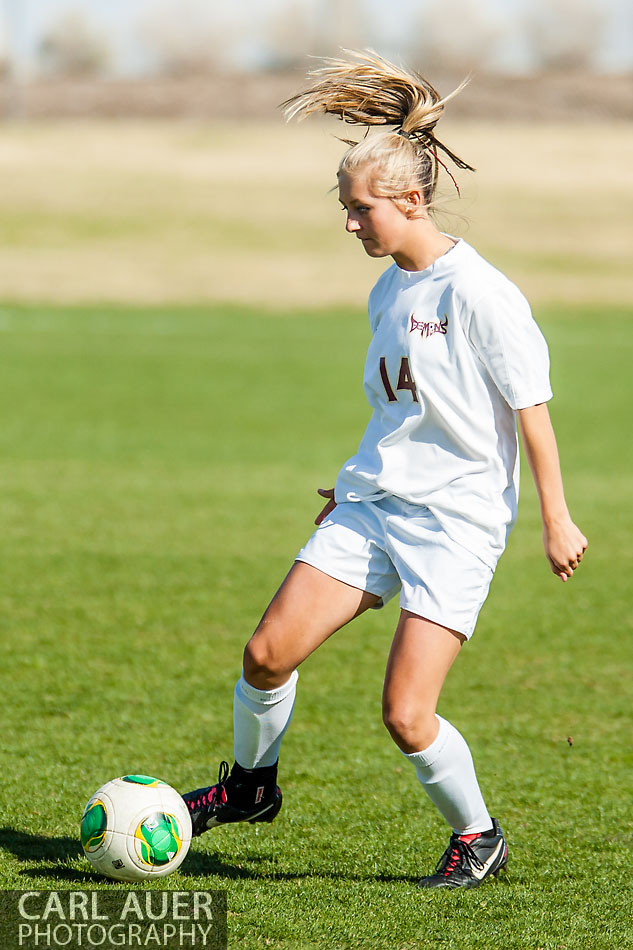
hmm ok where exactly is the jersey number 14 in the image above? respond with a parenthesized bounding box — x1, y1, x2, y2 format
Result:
(379, 357, 419, 403)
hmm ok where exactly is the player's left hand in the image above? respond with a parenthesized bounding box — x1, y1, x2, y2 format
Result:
(543, 518, 588, 582)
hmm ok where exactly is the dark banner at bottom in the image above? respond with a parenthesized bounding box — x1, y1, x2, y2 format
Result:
(0, 890, 227, 950)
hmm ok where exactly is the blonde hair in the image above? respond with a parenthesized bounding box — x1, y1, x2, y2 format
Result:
(281, 50, 474, 211)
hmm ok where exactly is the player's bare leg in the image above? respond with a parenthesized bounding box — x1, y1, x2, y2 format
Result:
(183, 561, 380, 835)
(382, 610, 464, 753)
(243, 559, 381, 689)
(382, 611, 507, 889)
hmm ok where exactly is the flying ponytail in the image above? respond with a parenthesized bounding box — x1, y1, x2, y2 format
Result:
(281, 50, 474, 207)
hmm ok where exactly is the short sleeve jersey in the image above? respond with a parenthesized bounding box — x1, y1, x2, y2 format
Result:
(334, 238, 553, 568)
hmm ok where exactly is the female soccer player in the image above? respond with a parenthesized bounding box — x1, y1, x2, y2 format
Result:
(183, 51, 587, 889)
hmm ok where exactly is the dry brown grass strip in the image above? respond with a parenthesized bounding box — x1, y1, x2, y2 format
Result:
(0, 119, 631, 308)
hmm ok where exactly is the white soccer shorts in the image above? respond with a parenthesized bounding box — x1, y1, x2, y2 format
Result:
(296, 496, 495, 638)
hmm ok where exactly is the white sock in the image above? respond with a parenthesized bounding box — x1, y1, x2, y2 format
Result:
(233, 670, 298, 769)
(403, 715, 492, 835)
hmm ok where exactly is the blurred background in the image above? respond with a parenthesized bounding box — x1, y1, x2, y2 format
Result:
(0, 0, 632, 308)
(2, 0, 633, 117)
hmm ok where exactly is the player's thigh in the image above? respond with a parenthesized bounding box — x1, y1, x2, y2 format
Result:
(244, 560, 380, 687)
(382, 611, 465, 748)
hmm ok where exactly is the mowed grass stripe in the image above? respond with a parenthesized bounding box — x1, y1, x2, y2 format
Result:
(0, 303, 631, 949)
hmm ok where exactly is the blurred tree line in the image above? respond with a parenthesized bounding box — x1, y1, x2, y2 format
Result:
(0, 0, 618, 81)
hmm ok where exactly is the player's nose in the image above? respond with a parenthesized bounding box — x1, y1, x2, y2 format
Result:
(346, 214, 360, 233)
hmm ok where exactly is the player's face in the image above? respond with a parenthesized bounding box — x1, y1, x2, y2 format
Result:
(338, 170, 411, 259)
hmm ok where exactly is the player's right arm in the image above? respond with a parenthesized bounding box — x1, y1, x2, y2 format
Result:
(315, 488, 336, 525)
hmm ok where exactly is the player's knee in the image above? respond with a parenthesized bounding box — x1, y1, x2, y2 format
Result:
(242, 636, 289, 689)
(382, 701, 435, 751)
(382, 705, 414, 746)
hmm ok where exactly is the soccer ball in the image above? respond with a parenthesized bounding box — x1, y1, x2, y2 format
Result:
(80, 775, 192, 882)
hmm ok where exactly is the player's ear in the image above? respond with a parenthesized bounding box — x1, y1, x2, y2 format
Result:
(403, 189, 424, 217)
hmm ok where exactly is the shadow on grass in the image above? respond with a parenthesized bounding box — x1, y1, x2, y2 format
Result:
(19, 866, 106, 883)
(0, 827, 106, 883)
(183, 848, 419, 884)
(0, 828, 82, 862)
(2, 828, 484, 887)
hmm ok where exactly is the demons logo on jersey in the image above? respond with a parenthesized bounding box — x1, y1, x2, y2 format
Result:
(410, 313, 448, 338)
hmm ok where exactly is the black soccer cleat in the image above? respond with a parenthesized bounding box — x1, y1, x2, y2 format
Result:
(418, 818, 508, 890)
(183, 760, 283, 838)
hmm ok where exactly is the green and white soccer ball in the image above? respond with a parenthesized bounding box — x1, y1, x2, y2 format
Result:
(80, 775, 192, 882)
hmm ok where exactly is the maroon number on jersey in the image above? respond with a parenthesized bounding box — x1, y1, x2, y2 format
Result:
(379, 357, 419, 403)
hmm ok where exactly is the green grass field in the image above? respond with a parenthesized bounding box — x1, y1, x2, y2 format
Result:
(0, 299, 631, 948)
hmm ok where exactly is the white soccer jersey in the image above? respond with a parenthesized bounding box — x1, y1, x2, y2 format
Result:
(334, 238, 553, 568)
